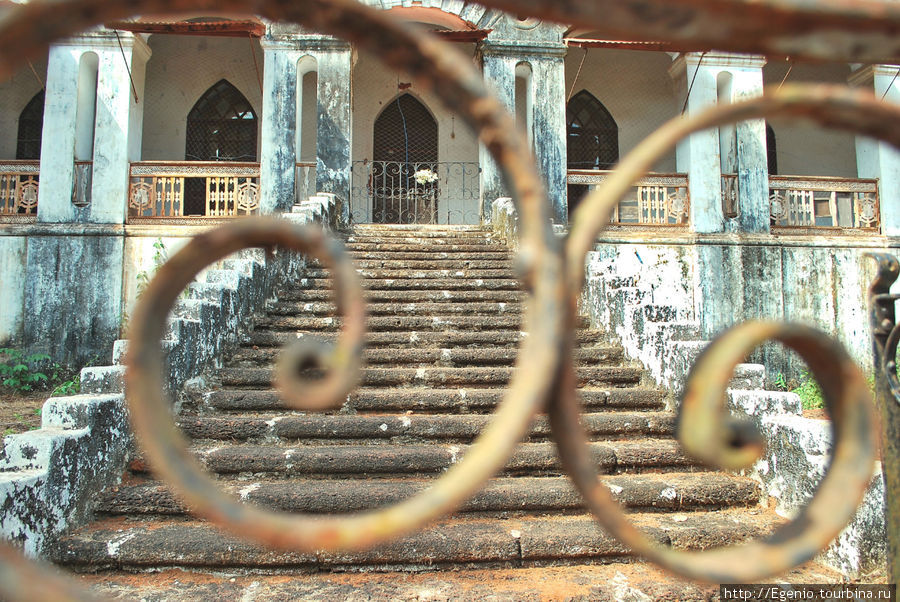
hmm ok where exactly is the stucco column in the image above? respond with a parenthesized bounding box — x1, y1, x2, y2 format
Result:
(312, 39, 352, 207)
(480, 41, 567, 224)
(92, 32, 150, 223)
(259, 38, 298, 214)
(850, 64, 900, 237)
(38, 32, 149, 224)
(670, 53, 768, 234)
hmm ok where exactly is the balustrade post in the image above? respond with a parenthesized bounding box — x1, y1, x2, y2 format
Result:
(850, 65, 900, 237)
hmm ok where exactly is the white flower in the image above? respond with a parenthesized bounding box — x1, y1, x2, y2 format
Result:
(414, 169, 439, 185)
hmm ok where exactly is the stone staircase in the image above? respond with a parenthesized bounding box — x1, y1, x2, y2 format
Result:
(49, 224, 791, 595)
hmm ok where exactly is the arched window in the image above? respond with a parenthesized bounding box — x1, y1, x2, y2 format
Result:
(567, 90, 619, 170)
(567, 90, 618, 215)
(185, 79, 257, 162)
(16, 91, 44, 160)
(766, 122, 778, 175)
(373, 93, 437, 164)
(372, 94, 438, 223)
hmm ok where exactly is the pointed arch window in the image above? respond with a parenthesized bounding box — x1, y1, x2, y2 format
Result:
(17, 91, 45, 160)
(374, 93, 438, 164)
(766, 122, 778, 175)
(567, 90, 619, 170)
(185, 79, 258, 162)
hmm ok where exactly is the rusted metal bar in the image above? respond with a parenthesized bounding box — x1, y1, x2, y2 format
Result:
(866, 253, 900, 585)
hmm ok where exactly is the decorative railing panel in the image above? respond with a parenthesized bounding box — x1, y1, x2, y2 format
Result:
(721, 173, 739, 219)
(769, 176, 879, 230)
(351, 160, 480, 225)
(0, 160, 39, 218)
(567, 170, 690, 226)
(295, 162, 316, 203)
(128, 161, 261, 220)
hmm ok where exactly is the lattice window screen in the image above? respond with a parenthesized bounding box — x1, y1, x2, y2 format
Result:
(185, 79, 258, 162)
(373, 94, 438, 164)
(567, 90, 619, 170)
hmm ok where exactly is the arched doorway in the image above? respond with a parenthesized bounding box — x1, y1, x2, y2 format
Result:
(566, 90, 619, 216)
(184, 79, 257, 215)
(371, 93, 438, 223)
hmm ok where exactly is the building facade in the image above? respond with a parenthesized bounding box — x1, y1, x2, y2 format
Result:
(1, 1, 898, 369)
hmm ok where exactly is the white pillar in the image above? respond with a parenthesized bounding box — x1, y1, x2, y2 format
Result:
(850, 64, 900, 237)
(259, 38, 298, 215)
(37, 31, 149, 224)
(669, 53, 767, 233)
(481, 40, 567, 224)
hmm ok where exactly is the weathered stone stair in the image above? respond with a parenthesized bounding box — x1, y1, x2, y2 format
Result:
(51, 224, 784, 593)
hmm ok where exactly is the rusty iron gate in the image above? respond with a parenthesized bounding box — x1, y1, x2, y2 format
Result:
(1, 0, 899, 598)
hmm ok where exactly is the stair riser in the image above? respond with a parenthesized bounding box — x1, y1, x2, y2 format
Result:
(265, 302, 522, 317)
(245, 330, 603, 348)
(229, 347, 621, 368)
(276, 289, 524, 303)
(298, 278, 522, 291)
(205, 388, 666, 413)
(219, 367, 642, 388)
(179, 413, 674, 442)
(97, 475, 756, 516)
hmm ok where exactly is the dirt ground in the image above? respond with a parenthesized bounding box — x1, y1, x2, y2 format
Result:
(0, 389, 48, 435)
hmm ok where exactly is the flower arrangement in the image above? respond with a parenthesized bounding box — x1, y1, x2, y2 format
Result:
(414, 168, 439, 186)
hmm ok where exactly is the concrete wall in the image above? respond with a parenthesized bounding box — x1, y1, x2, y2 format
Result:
(0, 57, 47, 160)
(141, 35, 263, 160)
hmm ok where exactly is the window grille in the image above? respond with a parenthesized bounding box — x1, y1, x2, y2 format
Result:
(16, 91, 44, 160)
(374, 93, 438, 164)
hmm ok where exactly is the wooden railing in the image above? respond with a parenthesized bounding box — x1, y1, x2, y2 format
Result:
(0, 161, 39, 218)
(769, 176, 879, 230)
(567, 170, 690, 226)
(295, 162, 316, 203)
(128, 161, 261, 220)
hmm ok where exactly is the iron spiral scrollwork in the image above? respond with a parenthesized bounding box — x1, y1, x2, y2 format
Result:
(0, 0, 897, 598)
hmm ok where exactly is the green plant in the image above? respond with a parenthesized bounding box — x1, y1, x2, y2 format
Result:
(791, 370, 825, 410)
(51, 375, 80, 397)
(772, 372, 788, 392)
(0, 348, 51, 392)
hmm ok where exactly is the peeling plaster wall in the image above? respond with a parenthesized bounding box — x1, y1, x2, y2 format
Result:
(0, 237, 27, 346)
(141, 35, 263, 161)
(0, 198, 344, 559)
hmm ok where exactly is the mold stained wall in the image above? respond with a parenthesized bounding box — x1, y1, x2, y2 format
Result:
(350, 46, 481, 224)
(762, 61, 857, 177)
(0, 59, 46, 345)
(563, 48, 679, 172)
(140, 35, 263, 160)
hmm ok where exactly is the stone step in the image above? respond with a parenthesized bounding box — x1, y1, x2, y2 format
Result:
(178, 411, 674, 442)
(175, 439, 692, 477)
(340, 258, 514, 270)
(276, 288, 524, 303)
(347, 228, 492, 239)
(254, 315, 588, 332)
(245, 329, 603, 348)
(344, 236, 499, 247)
(305, 268, 519, 280)
(219, 365, 641, 388)
(345, 242, 506, 253)
(265, 301, 522, 317)
(204, 386, 666, 413)
(76, 561, 845, 600)
(228, 345, 620, 368)
(299, 277, 522, 291)
(96, 472, 756, 516)
(348, 250, 513, 261)
(53, 509, 774, 572)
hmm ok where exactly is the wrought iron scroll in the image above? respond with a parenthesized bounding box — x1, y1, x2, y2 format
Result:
(866, 253, 900, 584)
(0, 0, 897, 597)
